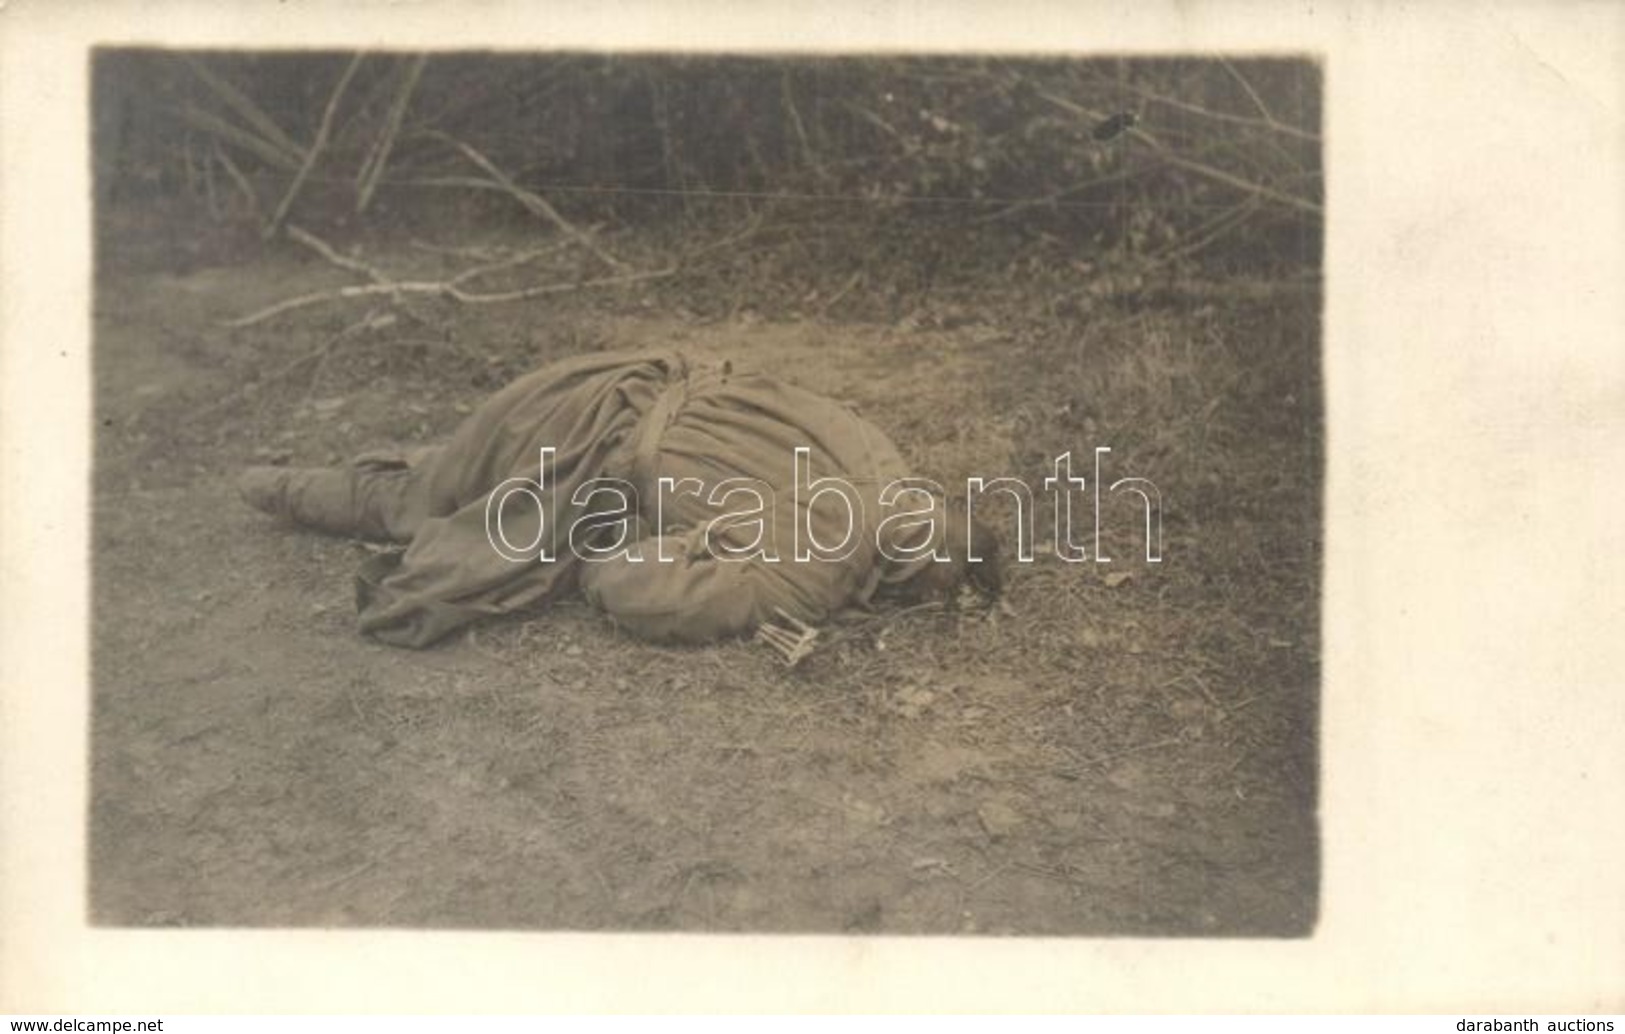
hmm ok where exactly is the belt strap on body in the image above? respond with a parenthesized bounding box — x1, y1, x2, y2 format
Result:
(630, 356, 690, 489)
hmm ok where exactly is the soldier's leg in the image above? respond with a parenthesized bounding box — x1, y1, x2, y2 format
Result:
(237, 447, 444, 542)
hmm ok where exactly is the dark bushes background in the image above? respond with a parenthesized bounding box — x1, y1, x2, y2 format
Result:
(93, 50, 1321, 280)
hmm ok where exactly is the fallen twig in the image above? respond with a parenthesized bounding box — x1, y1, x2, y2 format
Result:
(286, 224, 392, 285)
(446, 241, 572, 286)
(265, 54, 365, 240)
(448, 264, 678, 305)
(843, 100, 905, 143)
(223, 262, 678, 328)
(283, 224, 453, 328)
(227, 210, 766, 328)
(432, 131, 629, 272)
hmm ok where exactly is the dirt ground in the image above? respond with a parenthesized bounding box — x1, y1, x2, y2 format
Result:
(89, 207, 1321, 935)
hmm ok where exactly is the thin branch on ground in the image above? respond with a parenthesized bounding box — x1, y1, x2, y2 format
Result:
(446, 265, 678, 305)
(445, 241, 573, 286)
(226, 208, 766, 328)
(265, 54, 366, 240)
(286, 224, 393, 284)
(431, 131, 630, 272)
(225, 245, 674, 328)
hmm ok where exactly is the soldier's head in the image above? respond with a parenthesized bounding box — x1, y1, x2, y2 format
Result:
(898, 496, 1002, 605)
(947, 496, 1004, 602)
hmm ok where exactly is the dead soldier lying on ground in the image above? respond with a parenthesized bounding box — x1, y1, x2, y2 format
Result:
(237, 349, 1003, 659)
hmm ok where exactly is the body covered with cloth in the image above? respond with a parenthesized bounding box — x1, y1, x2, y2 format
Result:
(238, 349, 999, 648)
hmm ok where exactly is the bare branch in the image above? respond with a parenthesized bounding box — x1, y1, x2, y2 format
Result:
(225, 222, 692, 328)
(781, 69, 823, 179)
(1219, 58, 1278, 123)
(228, 210, 774, 329)
(1031, 86, 1102, 123)
(224, 265, 679, 328)
(264, 54, 366, 240)
(180, 55, 308, 167)
(178, 104, 301, 172)
(432, 131, 630, 272)
(842, 100, 906, 143)
(224, 283, 420, 328)
(447, 265, 678, 306)
(211, 143, 262, 220)
(286, 224, 392, 284)
(355, 54, 429, 214)
(446, 242, 572, 287)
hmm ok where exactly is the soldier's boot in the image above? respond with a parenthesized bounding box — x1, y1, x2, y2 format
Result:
(238, 465, 383, 539)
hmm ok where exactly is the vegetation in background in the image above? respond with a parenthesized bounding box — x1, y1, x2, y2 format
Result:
(94, 51, 1321, 303)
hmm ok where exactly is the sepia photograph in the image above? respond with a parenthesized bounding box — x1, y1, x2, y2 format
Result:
(87, 49, 1323, 936)
(5, 0, 1624, 1015)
